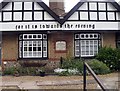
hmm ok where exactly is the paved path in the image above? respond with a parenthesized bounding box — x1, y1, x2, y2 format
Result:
(0, 73, 119, 90)
(97, 77, 118, 89)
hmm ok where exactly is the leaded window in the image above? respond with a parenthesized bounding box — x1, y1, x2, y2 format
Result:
(19, 34, 48, 58)
(74, 33, 101, 57)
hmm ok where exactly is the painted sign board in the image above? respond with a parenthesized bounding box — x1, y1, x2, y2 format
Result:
(0, 22, 119, 31)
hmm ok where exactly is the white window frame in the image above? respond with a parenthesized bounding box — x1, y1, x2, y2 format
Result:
(19, 34, 48, 58)
(75, 33, 100, 57)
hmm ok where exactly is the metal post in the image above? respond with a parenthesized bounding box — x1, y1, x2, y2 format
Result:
(83, 61, 87, 91)
(60, 57, 63, 68)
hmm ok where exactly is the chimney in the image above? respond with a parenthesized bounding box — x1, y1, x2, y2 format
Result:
(49, 0, 65, 16)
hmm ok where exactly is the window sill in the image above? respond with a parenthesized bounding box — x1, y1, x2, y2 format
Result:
(55, 50, 67, 53)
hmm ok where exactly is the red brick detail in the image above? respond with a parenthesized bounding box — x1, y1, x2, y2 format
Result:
(55, 50, 67, 53)
(2, 59, 17, 62)
(49, 58, 60, 61)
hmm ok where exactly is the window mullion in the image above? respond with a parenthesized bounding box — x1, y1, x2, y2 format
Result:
(89, 40, 90, 56)
(93, 40, 95, 56)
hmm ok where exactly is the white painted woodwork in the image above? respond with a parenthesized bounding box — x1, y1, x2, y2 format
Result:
(68, 12, 79, 20)
(14, 12, 22, 20)
(34, 3, 43, 10)
(90, 12, 97, 20)
(78, 3, 88, 10)
(24, 12, 32, 20)
(14, 2, 22, 10)
(80, 12, 88, 20)
(34, 12, 42, 20)
(3, 12, 12, 21)
(108, 12, 115, 20)
(89, 3, 97, 10)
(44, 12, 55, 20)
(98, 3, 106, 10)
(24, 2, 32, 10)
(99, 12, 106, 20)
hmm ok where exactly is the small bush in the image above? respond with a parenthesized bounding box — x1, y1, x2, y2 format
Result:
(87, 59, 110, 75)
(96, 47, 120, 71)
(3, 66, 39, 76)
(58, 58, 111, 76)
(61, 58, 83, 74)
(3, 66, 16, 75)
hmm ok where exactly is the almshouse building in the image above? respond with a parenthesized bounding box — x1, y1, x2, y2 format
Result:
(0, 0, 120, 68)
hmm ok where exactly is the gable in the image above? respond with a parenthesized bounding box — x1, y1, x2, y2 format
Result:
(0, 1, 62, 22)
(0, 0, 120, 31)
(67, 1, 120, 21)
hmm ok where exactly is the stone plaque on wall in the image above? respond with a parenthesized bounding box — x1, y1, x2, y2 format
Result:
(56, 41, 66, 51)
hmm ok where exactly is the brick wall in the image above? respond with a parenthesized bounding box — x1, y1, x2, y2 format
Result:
(49, 0, 65, 15)
(102, 32, 116, 48)
(2, 33, 18, 62)
(48, 32, 74, 61)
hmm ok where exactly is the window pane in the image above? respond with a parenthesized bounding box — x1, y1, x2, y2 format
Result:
(75, 34, 79, 39)
(33, 35, 36, 38)
(38, 41, 42, 46)
(38, 47, 41, 51)
(43, 34, 47, 39)
(24, 47, 27, 51)
(33, 47, 36, 51)
(75, 40, 79, 46)
(29, 47, 32, 51)
(23, 35, 27, 39)
(75, 51, 80, 56)
(19, 35, 22, 40)
(24, 41, 27, 46)
(38, 35, 42, 39)
(43, 47, 46, 51)
(43, 52, 47, 57)
(43, 41, 47, 47)
(29, 41, 32, 46)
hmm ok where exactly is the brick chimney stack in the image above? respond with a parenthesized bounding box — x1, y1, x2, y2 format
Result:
(49, 0, 65, 16)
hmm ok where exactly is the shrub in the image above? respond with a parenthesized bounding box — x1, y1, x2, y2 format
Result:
(3, 66, 16, 75)
(96, 47, 120, 71)
(17, 67, 37, 76)
(61, 58, 83, 75)
(3, 66, 38, 76)
(87, 59, 110, 75)
(58, 58, 110, 76)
